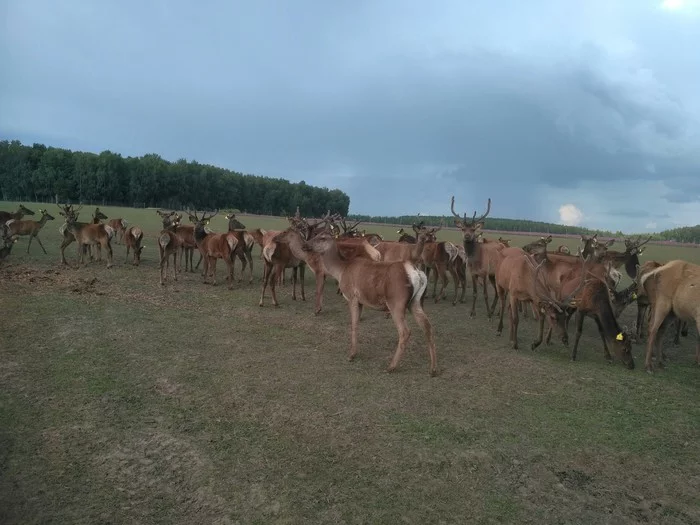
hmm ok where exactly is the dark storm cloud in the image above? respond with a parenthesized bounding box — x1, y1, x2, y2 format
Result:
(1, 0, 699, 231)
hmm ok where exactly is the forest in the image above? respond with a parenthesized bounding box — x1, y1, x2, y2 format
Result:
(1, 139, 698, 242)
(0, 140, 350, 217)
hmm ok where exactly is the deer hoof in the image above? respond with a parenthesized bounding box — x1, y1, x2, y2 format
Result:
(429, 368, 438, 377)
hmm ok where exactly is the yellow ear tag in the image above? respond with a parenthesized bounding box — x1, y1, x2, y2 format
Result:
(631, 293, 637, 300)
(616, 332, 624, 341)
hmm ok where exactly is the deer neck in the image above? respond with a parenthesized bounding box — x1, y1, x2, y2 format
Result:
(318, 242, 348, 281)
(193, 224, 209, 243)
(463, 235, 480, 258)
(411, 235, 429, 260)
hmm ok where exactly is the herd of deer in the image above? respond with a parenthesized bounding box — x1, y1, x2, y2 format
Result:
(1, 199, 698, 376)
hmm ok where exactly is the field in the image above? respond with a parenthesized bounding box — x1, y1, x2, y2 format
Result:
(1, 202, 699, 524)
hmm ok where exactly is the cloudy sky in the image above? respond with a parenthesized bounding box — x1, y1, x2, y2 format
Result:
(2, 0, 700, 232)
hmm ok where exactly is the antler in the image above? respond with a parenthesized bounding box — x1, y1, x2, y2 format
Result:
(450, 196, 467, 227)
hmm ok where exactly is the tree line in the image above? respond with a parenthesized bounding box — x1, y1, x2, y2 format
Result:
(347, 214, 700, 244)
(0, 140, 350, 217)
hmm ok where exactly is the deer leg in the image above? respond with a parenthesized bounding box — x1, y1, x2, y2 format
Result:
(681, 321, 689, 338)
(159, 249, 166, 285)
(25, 234, 33, 254)
(645, 302, 672, 373)
(299, 264, 306, 302)
(469, 274, 478, 318)
(172, 250, 179, 282)
(270, 264, 281, 307)
(482, 276, 492, 320)
(387, 304, 411, 374)
(449, 266, 460, 306)
(435, 266, 448, 303)
(246, 250, 254, 283)
(589, 315, 613, 362)
(209, 257, 218, 285)
(33, 234, 47, 255)
(695, 319, 700, 365)
(259, 261, 273, 307)
(104, 240, 113, 268)
(531, 308, 546, 350)
(488, 276, 498, 319)
(567, 310, 585, 361)
(226, 257, 234, 289)
(236, 251, 246, 283)
(673, 318, 682, 346)
(496, 286, 507, 336)
(348, 298, 361, 361)
(314, 270, 325, 315)
(636, 304, 647, 341)
(410, 298, 438, 376)
(125, 244, 130, 263)
(509, 295, 519, 350)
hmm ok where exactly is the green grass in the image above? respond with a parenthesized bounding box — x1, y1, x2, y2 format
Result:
(1, 201, 699, 524)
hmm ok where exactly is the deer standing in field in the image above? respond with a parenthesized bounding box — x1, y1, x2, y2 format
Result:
(189, 209, 239, 288)
(107, 217, 128, 243)
(5, 208, 55, 254)
(58, 204, 114, 268)
(300, 228, 438, 376)
(158, 212, 182, 285)
(600, 235, 651, 279)
(0, 204, 34, 225)
(271, 217, 382, 314)
(637, 260, 700, 372)
(124, 226, 145, 265)
(58, 206, 109, 264)
(225, 212, 255, 284)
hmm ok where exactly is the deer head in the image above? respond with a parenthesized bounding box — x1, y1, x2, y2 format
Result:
(522, 235, 552, 259)
(450, 196, 491, 244)
(18, 204, 35, 216)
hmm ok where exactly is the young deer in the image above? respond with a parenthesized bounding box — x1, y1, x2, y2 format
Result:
(5, 208, 55, 254)
(0, 204, 34, 225)
(301, 229, 438, 376)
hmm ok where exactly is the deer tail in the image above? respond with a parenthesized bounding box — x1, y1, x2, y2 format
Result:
(159, 232, 171, 249)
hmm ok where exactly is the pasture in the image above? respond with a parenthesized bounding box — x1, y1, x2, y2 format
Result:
(1, 202, 699, 524)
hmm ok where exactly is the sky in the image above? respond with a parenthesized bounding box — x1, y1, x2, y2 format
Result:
(2, 0, 700, 232)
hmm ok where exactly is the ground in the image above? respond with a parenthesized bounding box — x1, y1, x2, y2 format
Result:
(1, 203, 699, 524)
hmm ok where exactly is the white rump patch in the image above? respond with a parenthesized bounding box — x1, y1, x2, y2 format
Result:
(607, 267, 622, 288)
(59, 223, 68, 236)
(444, 242, 459, 264)
(244, 232, 255, 250)
(104, 225, 115, 239)
(364, 242, 382, 261)
(5, 219, 15, 227)
(227, 235, 238, 251)
(404, 262, 428, 303)
(120, 218, 128, 229)
(159, 233, 171, 248)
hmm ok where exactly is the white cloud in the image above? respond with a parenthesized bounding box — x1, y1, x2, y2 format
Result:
(559, 204, 584, 226)
(661, 0, 685, 10)
(645, 221, 658, 230)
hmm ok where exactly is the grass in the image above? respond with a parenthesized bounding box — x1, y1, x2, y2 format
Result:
(1, 201, 699, 524)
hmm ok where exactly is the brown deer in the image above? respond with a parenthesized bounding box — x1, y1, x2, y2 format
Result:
(556, 245, 570, 254)
(556, 270, 635, 368)
(58, 204, 113, 268)
(301, 230, 438, 376)
(107, 217, 128, 243)
(124, 226, 144, 265)
(637, 260, 700, 372)
(0, 204, 34, 224)
(190, 209, 238, 288)
(271, 221, 382, 314)
(495, 250, 588, 351)
(58, 206, 108, 264)
(450, 196, 509, 318)
(5, 208, 54, 254)
(158, 216, 182, 285)
(415, 221, 461, 304)
(601, 235, 651, 279)
(225, 212, 254, 283)
(256, 231, 306, 308)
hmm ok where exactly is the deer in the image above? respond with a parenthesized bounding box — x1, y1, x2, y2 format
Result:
(556, 245, 570, 255)
(225, 212, 254, 283)
(271, 217, 382, 314)
(396, 228, 417, 243)
(495, 247, 589, 351)
(497, 237, 511, 246)
(107, 217, 128, 244)
(58, 206, 109, 264)
(0, 204, 34, 225)
(600, 235, 651, 279)
(189, 209, 239, 288)
(451, 196, 515, 318)
(256, 230, 307, 308)
(300, 229, 438, 376)
(124, 226, 144, 265)
(554, 269, 635, 368)
(5, 208, 55, 254)
(158, 214, 183, 285)
(637, 259, 700, 372)
(414, 220, 461, 304)
(58, 204, 113, 268)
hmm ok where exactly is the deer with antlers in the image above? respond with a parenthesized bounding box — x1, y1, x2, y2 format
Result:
(450, 196, 512, 318)
(0, 204, 34, 225)
(271, 215, 382, 315)
(637, 260, 700, 372)
(58, 204, 114, 268)
(300, 229, 438, 376)
(5, 208, 55, 254)
(189, 209, 239, 288)
(58, 206, 109, 264)
(600, 235, 651, 279)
